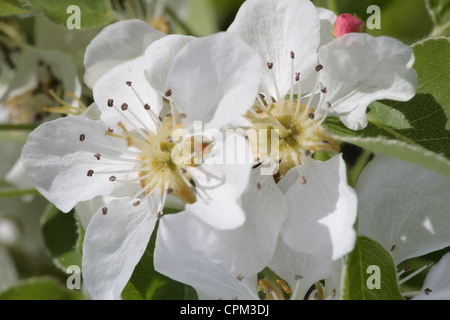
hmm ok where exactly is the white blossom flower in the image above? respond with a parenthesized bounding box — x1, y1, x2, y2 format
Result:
(228, 0, 417, 132)
(155, 154, 450, 300)
(22, 27, 261, 299)
(153, 156, 352, 300)
(153, 0, 353, 289)
(356, 155, 450, 299)
(153, 0, 419, 300)
(155, 198, 332, 300)
(202, 0, 417, 262)
(207, 0, 363, 265)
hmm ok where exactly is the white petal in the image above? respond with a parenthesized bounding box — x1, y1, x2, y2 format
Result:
(186, 134, 253, 230)
(144, 34, 194, 95)
(155, 211, 259, 300)
(21, 116, 136, 212)
(81, 102, 102, 121)
(205, 168, 289, 276)
(318, 33, 418, 130)
(84, 19, 165, 88)
(280, 154, 357, 260)
(413, 253, 450, 300)
(82, 196, 158, 300)
(336, 103, 368, 130)
(166, 32, 261, 130)
(268, 237, 331, 300)
(93, 56, 163, 131)
(357, 155, 450, 266)
(227, 0, 320, 99)
(75, 196, 111, 230)
(317, 7, 337, 47)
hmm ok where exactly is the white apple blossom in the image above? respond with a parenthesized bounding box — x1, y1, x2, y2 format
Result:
(205, 0, 417, 263)
(182, 0, 362, 268)
(155, 195, 332, 300)
(154, 156, 352, 300)
(356, 155, 450, 299)
(155, 154, 450, 300)
(228, 0, 417, 131)
(152, 0, 420, 300)
(21, 26, 261, 299)
(155, 191, 288, 300)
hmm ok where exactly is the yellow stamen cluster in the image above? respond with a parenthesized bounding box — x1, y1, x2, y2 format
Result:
(246, 99, 339, 177)
(106, 116, 196, 204)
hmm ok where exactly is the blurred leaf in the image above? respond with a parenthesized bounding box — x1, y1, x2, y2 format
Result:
(331, 134, 450, 179)
(342, 236, 404, 300)
(426, 0, 450, 36)
(0, 188, 40, 198)
(27, 0, 114, 29)
(0, 124, 38, 131)
(426, 0, 450, 25)
(0, 0, 30, 16)
(211, 0, 245, 30)
(122, 215, 197, 300)
(324, 37, 450, 179)
(0, 276, 86, 300)
(41, 203, 82, 272)
(183, 0, 218, 36)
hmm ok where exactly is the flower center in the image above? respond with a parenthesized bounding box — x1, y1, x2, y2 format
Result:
(105, 114, 196, 206)
(245, 98, 339, 177)
(243, 51, 340, 179)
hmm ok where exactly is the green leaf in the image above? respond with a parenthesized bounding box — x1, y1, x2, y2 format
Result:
(121, 217, 197, 300)
(324, 37, 450, 179)
(40, 203, 82, 272)
(0, 0, 30, 16)
(27, 0, 114, 29)
(0, 276, 86, 300)
(342, 236, 403, 300)
(336, 135, 450, 179)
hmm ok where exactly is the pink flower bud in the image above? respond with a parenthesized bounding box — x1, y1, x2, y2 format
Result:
(334, 13, 366, 38)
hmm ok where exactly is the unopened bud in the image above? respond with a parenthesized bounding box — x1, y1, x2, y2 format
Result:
(334, 14, 366, 38)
